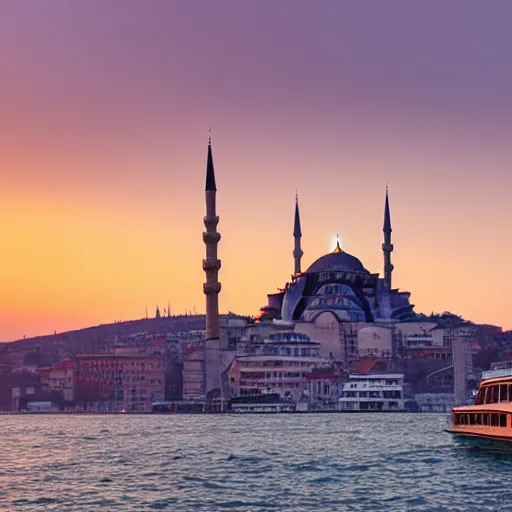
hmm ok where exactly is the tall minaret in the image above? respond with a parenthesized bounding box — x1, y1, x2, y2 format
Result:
(382, 185, 394, 289)
(202, 135, 221, 341)
(293, 192, 303, 275)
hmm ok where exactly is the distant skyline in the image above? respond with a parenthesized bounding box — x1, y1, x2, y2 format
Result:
(1, 1, 512, 340)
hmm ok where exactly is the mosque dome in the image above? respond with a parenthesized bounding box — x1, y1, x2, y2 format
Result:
(306, 243, 369, 274)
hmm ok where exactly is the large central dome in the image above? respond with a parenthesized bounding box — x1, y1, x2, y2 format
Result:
(306, 247, 369, 274)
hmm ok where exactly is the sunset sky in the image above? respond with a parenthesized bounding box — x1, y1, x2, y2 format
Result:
(1, 1, 512, 341)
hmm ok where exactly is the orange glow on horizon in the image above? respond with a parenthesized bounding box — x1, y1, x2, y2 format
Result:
(1, 157, 511, 342)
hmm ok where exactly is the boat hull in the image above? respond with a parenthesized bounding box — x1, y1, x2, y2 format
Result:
(447, 429, 512, 446)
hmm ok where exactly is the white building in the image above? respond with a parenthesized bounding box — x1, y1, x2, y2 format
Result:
(338, 373, 405, 411)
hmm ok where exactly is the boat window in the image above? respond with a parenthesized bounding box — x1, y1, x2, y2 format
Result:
(491, 413, 499, 427)
(500, 385, 508, 402)
(483, 414, 489, 426)
(476, 414, 482, 425)
(488, 386, 499, 404)
(509, 385, 512, 402)
(500, 414, 507, 428)
(475, 388, 485, 405)
(469, 414, 476, 425)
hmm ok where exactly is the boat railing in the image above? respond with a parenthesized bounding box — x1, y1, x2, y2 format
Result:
(482, 368, 512, 380)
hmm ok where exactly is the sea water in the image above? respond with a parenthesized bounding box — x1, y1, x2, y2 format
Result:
(2, 413, 512, 511)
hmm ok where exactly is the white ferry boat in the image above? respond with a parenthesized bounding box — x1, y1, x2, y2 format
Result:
(230, 393, 295, 413)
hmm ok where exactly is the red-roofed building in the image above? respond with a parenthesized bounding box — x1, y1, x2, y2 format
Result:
(352, 358, 388, 375)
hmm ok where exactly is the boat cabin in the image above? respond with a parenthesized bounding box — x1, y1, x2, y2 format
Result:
(450, 377, 512, 442)
(474, 380, 512, 405)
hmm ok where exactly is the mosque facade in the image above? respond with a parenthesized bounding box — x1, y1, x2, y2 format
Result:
(259, 190, 415, 326)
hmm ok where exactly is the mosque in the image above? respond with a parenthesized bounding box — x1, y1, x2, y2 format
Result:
(201, 139, 474, 406)
(258, 190, 416, 325)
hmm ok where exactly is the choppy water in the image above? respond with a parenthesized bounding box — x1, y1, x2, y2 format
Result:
(2, 413, 512, 511)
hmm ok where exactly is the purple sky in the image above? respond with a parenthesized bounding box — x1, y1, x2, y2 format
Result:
(1, 1, 512, 339)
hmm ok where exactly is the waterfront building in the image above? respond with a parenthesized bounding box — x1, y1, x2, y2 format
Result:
(338, 372, 405, 411)
(160, 337, 184, 401)
(36, 366, 51, 392)
(9, 371, 61, 412)
(10, 373, 40, 411)
(305, 364, 347, 409)
(182, 332, 206, 400)
(75, 353, 165, 412)
(49, 359, 77, 403)
(0, 358, 54, 411)
(228, 331, 327, 401)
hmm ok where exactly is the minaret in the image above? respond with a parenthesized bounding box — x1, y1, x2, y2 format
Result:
(293, 192, 303, 275)
(202, 135, 221, 341)
(382, 185, 394, 289)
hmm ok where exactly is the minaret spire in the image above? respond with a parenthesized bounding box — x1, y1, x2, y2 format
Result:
(203, 135, 221, 340)
(205, 131, 217, 192)
(293, 192, 303, 275)
(382, 185, 394, 289)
